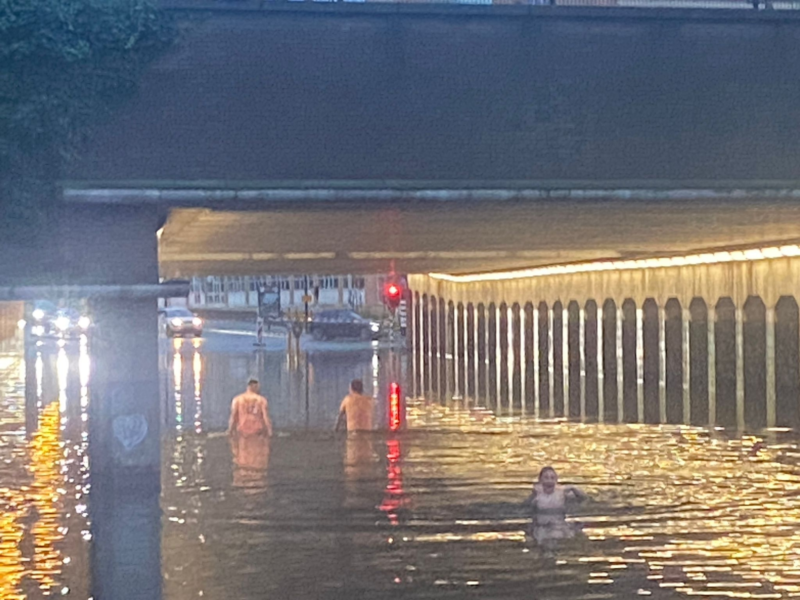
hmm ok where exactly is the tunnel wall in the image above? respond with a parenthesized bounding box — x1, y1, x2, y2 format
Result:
(408, 255, 800, 430)
(67, 5, 800, 184)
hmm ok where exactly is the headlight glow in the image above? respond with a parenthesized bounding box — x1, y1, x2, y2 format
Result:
(370, 323, 380, 332)
(192, 317, 202, 327)
(78, 316, 91, 330)
(55, 316, 71, 331)
(171, 318, 183, 327)
(32, 325, 45, 337)
(17, 319, 26, 330)
(32, 309, 45, 321)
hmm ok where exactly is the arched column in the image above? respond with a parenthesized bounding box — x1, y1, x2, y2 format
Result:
(539, 302, 552, 418)
(524, 302, 535, 416)
(622, 299, 638, 422)
(584, 300, 599, 422)
(456, 302, 466, 402)
(512, 303, 522, 412)
(467, 303, 476, 402)
(552, 301, 564, 417)
(602, 299, 618, 423)
(642, 298, 659, 425)
(499, 302, 510, 412)
(439, 298, 447, 403)
(715, 298, 736, 428)
(422, 294, 430, 397)
(743, 296, 767, 430)
(477, 303, 487, 405)
(689, 298, 709, 426)
(665, 298, 683, 424)
(568, 301, 581, 419)
(487, 302, 498, 411)
(447, 300, 456, 400)
(775, 296, 800, 428)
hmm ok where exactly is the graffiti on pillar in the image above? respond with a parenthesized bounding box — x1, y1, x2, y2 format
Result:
(110, 385, 149, 452)
(112, 414, 149, 451)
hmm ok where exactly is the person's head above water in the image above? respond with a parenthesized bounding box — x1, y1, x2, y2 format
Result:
(538, 466, 558, 493)
(247, 378, 260, 393)
(350, 379, 364, 394)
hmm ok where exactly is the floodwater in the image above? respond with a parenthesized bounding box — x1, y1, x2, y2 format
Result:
(3, 332, 800, 599)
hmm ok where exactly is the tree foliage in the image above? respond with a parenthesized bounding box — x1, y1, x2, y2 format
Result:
(0, 0, 174, 234)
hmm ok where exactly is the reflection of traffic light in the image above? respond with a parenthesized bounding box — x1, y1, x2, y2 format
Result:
(389, 382, 401, 431)
(384, 282, 402, 312)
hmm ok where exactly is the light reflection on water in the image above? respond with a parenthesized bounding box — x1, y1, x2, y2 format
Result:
(3, 338, 800, 597)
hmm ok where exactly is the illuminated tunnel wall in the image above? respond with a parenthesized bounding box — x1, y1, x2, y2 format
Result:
(409, 247, 800, 431)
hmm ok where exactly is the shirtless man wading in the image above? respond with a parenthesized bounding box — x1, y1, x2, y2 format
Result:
(335, 379, 375, 432)
(228, 378, 273, 437)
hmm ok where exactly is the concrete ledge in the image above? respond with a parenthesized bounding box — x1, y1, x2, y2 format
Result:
(0, 283, 190, 301)
(63, 184, 800, 206)
(158, 0, 800, 22)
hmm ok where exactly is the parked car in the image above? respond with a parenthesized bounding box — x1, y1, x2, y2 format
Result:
(160, 307, 203, 338)
(308, 310, 380, 341)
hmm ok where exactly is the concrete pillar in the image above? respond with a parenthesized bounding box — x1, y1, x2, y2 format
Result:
(467, 304, 476, 403)
(90, 482, 161, 600)
(682, 308, 691, 425)
(289, 275, 295, 306)
(562, 305, 569, 416)
(337, 275, 344, 306)
(636, 307, 644, 423)
(57, 204, 163, 600)
(616, 306, 624, 423)
(736, 306, 745, 430)
(766, 306, 776, 429)
(597, 306, 604, 423)
(659, 304, 667, 424)
(579, 307, 586, 421)
(548, 306, 555, 418)
(708, 306, 717, 427)
(88, 298, 160, 492)
(533, 306, 540, 418)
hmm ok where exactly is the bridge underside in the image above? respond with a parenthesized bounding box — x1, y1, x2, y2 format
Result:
(159, 197, 800, 277)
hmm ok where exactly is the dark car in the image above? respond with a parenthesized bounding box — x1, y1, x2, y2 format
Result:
(29, 301, 90, 339)
(160, 307, 203, 338)
(52, 307, 91, 339)
(308, 310, 380, 341)
(30, 300, 58, 337)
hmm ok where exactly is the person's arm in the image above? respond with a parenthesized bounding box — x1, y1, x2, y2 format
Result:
(565, 485, 587, 502)
(334, 397, 348, 432)
(262, 398, 273, 437)
(227, 397, 239, 435)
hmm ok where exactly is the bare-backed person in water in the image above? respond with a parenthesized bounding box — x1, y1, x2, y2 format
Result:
(335, 379, 375, 432)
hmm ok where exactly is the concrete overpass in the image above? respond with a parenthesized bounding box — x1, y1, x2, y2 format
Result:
(46, 1, 800, 280)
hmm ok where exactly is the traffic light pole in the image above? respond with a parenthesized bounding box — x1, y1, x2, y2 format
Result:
(303, 275, 309, 333)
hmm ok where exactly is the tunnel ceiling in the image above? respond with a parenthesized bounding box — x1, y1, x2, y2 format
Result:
(158, 200, 800, 277)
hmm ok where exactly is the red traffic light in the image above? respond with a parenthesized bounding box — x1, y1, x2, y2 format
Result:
(384, 282, 403, 311)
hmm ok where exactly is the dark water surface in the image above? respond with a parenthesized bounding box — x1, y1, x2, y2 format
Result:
(3, 334, 800, 599)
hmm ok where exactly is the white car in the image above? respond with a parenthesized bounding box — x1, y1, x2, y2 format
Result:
(160, 307, 203, 338)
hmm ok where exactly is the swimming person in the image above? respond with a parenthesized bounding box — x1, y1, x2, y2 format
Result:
(228, 378, 273, 438)
(525, 466, 587, 544)
(335, 379, 375, 432)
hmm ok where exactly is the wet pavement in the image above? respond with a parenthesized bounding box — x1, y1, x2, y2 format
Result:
(3, 328, 800, 598)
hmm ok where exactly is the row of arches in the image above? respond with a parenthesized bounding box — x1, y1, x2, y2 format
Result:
(409, 293, 800, 431)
